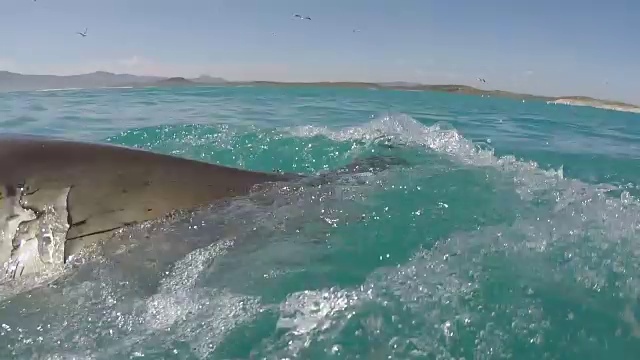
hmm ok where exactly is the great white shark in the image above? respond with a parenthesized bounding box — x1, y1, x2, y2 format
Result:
(0, 134, 404, 285)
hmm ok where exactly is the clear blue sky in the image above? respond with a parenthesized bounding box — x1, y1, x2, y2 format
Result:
(1, 0, 639, 103)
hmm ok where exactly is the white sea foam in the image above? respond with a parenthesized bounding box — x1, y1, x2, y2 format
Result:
(2, 113, 639, 358)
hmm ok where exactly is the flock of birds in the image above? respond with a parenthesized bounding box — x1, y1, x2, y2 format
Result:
(267, 13, 365, 45)
(69, 14, 355, 39)
(290, 13, 360, 33)
(63, 9, 487, 85)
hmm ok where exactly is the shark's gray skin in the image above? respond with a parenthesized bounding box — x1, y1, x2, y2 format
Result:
(0, 135, 303, 281)
(0, 135, 406, 283)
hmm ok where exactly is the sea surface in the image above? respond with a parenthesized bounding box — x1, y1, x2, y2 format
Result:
(1, 85, 640, 359)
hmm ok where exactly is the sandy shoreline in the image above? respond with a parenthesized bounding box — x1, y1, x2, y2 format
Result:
(549, 98, 640, 114)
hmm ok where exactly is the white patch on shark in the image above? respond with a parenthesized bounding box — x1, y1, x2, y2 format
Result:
(0, 187, 38, 267)
(0, 186, 71, 284)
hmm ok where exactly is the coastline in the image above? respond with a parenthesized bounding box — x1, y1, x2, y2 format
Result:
(227, 81, 640, 114)
(2, 71, 639, 114)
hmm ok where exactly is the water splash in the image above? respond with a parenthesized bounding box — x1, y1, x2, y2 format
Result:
(2, 113, 640, 359)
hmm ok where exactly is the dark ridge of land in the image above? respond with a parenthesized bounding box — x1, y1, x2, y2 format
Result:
(235, 80, 532, 95)
(232, 80, 553, 101)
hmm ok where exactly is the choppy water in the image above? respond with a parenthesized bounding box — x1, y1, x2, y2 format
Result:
(1, 85, 640, 359)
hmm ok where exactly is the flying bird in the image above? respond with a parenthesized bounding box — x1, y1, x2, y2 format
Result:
(477, 77, 486, 83)
(293, 14, 311, 20)
(76, 28, 88, 37)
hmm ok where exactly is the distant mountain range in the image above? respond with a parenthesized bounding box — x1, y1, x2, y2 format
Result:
(1, 71, 638, 113)
(0, 71, 227, 92)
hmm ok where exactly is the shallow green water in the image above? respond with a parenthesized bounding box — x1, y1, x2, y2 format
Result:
(1, 85, 640, 359)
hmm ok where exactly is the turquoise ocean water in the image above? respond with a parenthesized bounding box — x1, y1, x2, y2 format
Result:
(1, 85, 640, 359)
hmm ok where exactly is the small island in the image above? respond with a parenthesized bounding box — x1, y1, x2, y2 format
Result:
(153, 77, 196, 87)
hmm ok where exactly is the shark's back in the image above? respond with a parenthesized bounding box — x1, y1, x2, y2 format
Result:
(0, 135, 297, 279)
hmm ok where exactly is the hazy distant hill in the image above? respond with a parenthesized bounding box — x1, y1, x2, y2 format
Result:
(191, 75, 227, 84)
(0, 71, 230, 92)
(0, 71, 165, 92)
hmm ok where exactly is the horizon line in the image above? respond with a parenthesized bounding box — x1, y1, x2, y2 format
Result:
(2, 69, 639, 107)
